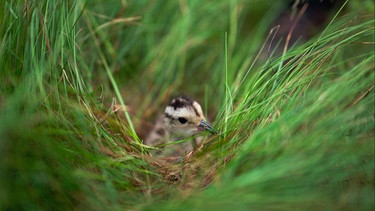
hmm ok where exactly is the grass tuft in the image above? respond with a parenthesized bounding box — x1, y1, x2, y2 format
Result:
(1, 0, 374, 210)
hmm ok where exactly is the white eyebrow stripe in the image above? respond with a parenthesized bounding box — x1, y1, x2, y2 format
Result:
(192, 101, 204, 117)
(165, 106, 193, 119)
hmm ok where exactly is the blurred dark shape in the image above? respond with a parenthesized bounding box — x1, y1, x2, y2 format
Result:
(274, 0, 346, 47)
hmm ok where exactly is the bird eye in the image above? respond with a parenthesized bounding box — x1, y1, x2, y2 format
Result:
(178, 117, 188, 124)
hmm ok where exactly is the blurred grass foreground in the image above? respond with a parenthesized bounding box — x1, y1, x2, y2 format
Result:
(0, 0, 374, 210)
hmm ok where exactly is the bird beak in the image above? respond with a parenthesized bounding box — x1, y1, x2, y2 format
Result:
(198, 119, 219, 134)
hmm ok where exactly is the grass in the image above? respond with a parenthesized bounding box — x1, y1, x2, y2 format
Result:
(0, 0, 374, 210)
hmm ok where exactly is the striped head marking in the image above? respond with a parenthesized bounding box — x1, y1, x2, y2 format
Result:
(164, 96, 218, 138)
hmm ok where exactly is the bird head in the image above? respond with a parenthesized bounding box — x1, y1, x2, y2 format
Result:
(164, 96, 219, 139)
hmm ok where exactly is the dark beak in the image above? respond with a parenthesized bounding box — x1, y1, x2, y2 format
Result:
(198, 119, 219, 134)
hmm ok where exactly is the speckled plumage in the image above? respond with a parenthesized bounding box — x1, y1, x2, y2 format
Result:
(144, 96, 218, 155)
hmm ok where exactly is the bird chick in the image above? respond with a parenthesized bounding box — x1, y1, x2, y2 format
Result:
(145, 96, 218, 154)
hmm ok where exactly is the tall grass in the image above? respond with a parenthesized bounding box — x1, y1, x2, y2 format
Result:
(0, 0, 374, 210)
